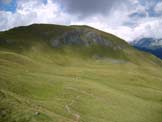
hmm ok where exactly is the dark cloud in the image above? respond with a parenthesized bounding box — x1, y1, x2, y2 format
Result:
(58, 0, 127, 17)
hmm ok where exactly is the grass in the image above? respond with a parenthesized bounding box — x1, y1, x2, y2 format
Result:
(0, 24, 162, 122)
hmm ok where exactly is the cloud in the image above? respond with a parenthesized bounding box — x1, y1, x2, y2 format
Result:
(128, 3, 148, 19)
(58, 0, 128, 17)
(155, 2, 162, 14)
(0, 0, 72, 30)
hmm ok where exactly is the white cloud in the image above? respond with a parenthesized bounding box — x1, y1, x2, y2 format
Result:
(0, 0, 72, 30)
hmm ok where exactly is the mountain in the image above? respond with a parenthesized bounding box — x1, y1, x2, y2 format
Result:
(131, 38, 162, 59)
(0, 24, 162, 122)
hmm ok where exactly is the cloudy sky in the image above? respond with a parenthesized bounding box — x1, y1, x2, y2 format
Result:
(0, 0, 162, 41)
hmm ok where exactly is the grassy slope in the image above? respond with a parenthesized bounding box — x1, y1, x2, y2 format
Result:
(0, 24, 162, 122)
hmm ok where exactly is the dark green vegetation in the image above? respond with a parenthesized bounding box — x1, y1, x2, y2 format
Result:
(0, 24, 162, 122)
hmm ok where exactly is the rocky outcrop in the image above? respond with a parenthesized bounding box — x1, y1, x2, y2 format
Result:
(49, 29, 123, 49)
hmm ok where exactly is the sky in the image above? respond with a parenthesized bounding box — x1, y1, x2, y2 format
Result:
(0, 0, 162, 41)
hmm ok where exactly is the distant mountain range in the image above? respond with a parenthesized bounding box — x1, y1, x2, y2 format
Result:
(130, 38, 162, 59)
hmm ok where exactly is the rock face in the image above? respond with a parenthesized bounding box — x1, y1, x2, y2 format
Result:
(50, 29, 121, 49)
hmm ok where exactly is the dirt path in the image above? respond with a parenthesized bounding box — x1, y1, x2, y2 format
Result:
(65, 96, 80, 122)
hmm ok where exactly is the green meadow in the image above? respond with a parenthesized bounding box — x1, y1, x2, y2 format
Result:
(0, 24, 162, 122)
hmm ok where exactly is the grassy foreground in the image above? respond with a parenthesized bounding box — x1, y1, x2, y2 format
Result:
(0, 24, 162, 122)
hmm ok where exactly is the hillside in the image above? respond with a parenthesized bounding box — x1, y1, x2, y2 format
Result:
(131, 38, 162, 59)
(0, 24, 162, 122)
